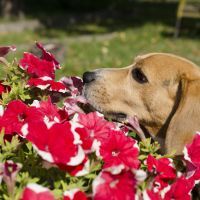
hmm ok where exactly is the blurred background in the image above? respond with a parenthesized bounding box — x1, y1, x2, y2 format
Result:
(0, 0, 199, 78)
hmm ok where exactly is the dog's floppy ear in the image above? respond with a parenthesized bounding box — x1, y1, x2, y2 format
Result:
(165, 76, 200, 155)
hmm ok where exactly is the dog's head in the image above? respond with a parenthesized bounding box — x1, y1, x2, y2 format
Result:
(83, 53, 200, 155)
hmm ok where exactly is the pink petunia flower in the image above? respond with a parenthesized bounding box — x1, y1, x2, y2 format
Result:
(99, 130, 140, 172)
(60, 76, 83, 96)
(64, 96, 87, 116)
(63, 189, 88, 200)
(74, 112, 115, 153)
(127, 116, 146, 140)
(19, 52, 55, 79)
(0, 45, 16, 57)
(21, 183, 55, 200)
(93, 170, 136, 200)
(0, 160, 22, 195)
(36, 42, 60, 69)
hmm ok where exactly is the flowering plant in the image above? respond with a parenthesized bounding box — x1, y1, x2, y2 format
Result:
(0, 43, 199, 200)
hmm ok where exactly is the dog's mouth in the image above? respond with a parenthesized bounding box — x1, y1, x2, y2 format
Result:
(81, 102, 127, 122)
(83, 88, 127, 121)
(105, 111, 127, 121)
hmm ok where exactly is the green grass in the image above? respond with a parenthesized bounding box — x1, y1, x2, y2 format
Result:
(1, 22, 200, 79)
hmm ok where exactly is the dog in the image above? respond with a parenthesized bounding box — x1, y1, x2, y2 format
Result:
(82, 53, 200, 155)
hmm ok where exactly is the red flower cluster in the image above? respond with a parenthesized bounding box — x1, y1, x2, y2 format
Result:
(0, 43, 141, 179)
(142, 138, 200, 200)
(19, 42, 67, 93)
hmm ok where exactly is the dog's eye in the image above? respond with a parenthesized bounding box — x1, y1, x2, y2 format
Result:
(132, 68, 148, 84)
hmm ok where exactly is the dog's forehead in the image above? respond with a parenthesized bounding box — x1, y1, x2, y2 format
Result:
(132, 53, 200, 83)
(134, 53, 157, 63)
(134, 53, 196, 67)
(133, 53, 185, 82)
(134, 53, 175, 70)
(134, 53, 198, 75)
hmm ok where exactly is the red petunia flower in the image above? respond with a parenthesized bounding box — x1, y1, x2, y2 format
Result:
(21, 183, 55, 200)
(183, 132, 200, 183)
(28, 77, 68, 93)
(62, 157, 90, 177)
(19, 52, 55, 79)
(63, 189, 88, 200)
(24, 121, 85, 167)
(142, 190, 162, 200)
(184, 132, 200, 168)
(0, 100, 42, 136)
(36, 42, 60, 69)
(93, 170, 136, 200)
(163, 176, 194, 200)
(48, 122, 85, 166)
(99, 130, 140, 172)
(152, 176, 170, 193)
(31, 98, 68, 129)
(146, 155, 176, 180)
(24, 122, 53, 163)
(75, 112, 115, 153)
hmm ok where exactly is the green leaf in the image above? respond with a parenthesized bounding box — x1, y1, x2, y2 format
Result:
(0, 131, 20, 162)
(128, 131, 136, 138)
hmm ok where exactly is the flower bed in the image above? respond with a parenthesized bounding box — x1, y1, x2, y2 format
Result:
(0, 43, 199, 199)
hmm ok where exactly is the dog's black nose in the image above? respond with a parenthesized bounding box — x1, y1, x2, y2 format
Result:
(82, 71, 96, 84)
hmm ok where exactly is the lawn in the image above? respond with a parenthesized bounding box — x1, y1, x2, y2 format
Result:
(0, 1, 199, 79)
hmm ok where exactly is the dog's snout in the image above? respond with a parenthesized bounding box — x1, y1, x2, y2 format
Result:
(83, 71, 96, 84)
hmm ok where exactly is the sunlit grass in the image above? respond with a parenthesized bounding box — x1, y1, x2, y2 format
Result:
(0, 22, 200, 79)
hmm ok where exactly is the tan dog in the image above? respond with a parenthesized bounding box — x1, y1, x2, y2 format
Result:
(83, 53, 200, 155)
